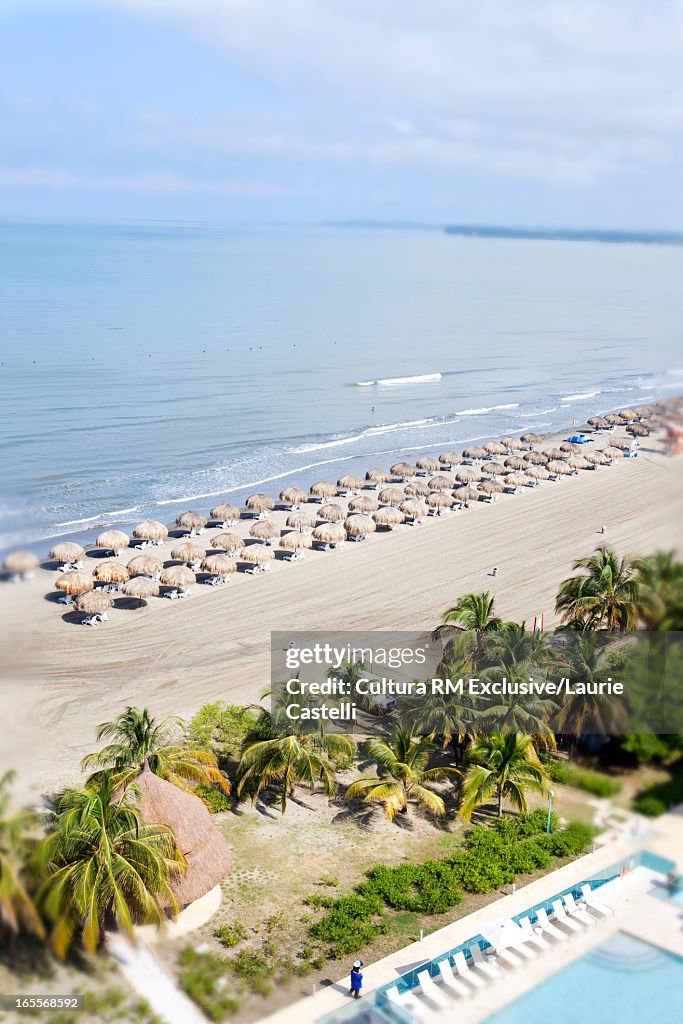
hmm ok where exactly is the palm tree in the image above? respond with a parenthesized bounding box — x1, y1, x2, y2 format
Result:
(37, 775, 184, 957)
(555, 547, 640, 632)
(460, 734, 548, 820)
(82, 706, 229, 794)
(0, 770, 44, 940)
(328, 660, 382, 716)
(434, 592, 503, 668)
(401, 657, 483, 749)
(636, 551, 683, 631)
(552, 632, 626, 748)
(236, 706, 355, 813)
(345, 727, 458, 820)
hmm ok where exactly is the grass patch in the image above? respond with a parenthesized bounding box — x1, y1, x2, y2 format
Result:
(541, 756, 622, 797)
(179, 949, 240, 1021)
(633, 762, 683, 816)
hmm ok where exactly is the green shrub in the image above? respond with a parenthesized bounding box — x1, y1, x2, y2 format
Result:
(567, 766, 622, 797)
(508, 840, 552, 874)
(179, 948, 240, 1021)
(309, 892, 388, 958)
(540, 821, 595, 858)
(318, 874, 340, 887)
(633, 769, 683, 816)
(228, 948, 274, 996)
(214, 923, 247, 948)
(539, 754, 571, 783)
(188, 702, 256, 760)
(634, 794, 668, 817)
(363, 862, 462, 914)
(196, 785, 232, 813)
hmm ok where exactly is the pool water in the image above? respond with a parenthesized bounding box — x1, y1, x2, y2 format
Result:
(484, 932, 683, 1024)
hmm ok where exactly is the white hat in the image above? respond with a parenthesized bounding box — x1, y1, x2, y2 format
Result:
(353, 960, 363, 968)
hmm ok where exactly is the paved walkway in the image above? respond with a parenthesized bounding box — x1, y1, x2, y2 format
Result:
(106, 933, 207, 1024)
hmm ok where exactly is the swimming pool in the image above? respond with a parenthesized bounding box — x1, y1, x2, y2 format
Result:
(484, 932, 683, 1023)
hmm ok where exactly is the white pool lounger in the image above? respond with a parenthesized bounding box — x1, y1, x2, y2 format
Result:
(417, 970, 451, 1009)
(552, 898, 585, 933)
(386, 986, 428, 1022)
(564, 892, 598, 927)
(469, 943, 503, 978)
(519, 916, 552, 950)
(438, 959, 473, 998)
(452, 950, 487, 989)
(581, 884, 613, 918)
(536, 907, 569, 941)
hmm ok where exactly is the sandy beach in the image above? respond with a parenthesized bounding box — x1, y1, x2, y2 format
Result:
(2, 425, 682, 801)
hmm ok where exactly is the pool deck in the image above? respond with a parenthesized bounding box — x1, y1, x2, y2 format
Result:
(261, 808, 683, 1024)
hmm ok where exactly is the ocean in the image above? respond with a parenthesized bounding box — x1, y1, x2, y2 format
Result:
(0, 221, 681, 555)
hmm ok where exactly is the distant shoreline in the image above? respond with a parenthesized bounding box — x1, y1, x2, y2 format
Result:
(444, 225, 683, 245)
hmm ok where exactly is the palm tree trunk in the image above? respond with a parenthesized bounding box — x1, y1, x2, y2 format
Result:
(497, 786, 503, 816)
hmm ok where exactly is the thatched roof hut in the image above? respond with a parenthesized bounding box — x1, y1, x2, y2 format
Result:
(50, 541, 85, 564)
(241, 545, 275, 564)
(390, 462, 415, 479)
(520, 433, 543, 444)
(404, 481, 430, 497)
(453, 486, 479, 503)
(55, 571, 94, 596)
(378, 486, 405, 506)
(123, 576, 160, 601)
(365, 468, 390, 484)
(483, 441, 506, 455)
(96, 530, 129, 554)
(348, 495, 380, 514)
(337, 475, 364, 490)
(317, 502, 344, 523)
(245, 493, 275, 512)
(160, 565, 196, 587)
(462, 445, 487, 459)
(249, 520, 278, 541)
(127, 554, 163, 577)
(415, 456, 440, 471)
(279, 486, 308, 505)
(279, 532, 313, 551)
(200, 554, 237, 575)
(373, 506, 404, 528)
(286, 510, 317, 531)
(438, 451, 462, 466)
(312, 523, 346, 543)
(171, 542, 204, 564)
(3, 550, 39, 574)
(92, 560, 130, 583)
(344, 514, 376, 536)
(427, 474, 454, 491)
(132, 520, 168, 542)
(128, 767, 233, 908)
(504, 456, 527, 470)
(210, 503, 240, 523)
(400, 499, 428, 517)
(74, 590, 114, 614)
(309, 481, 338, 497)
(211, 533, 244, 553)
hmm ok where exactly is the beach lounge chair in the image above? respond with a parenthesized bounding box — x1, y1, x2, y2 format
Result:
(245, 565, 262, 575)
(580, 884, 613, 918)
(469, 943, 502, 979)
(519, 916, 552, 950)
(452, 951, 486, 989)
(386, 987, 427, 1021)
(496, 947, 525, 968)
(551, 899, 584, 932)
(417, 970, 450, 1008)
(563, 892, 597, 927)
(535, 907, 568, 942)
(437, 959, 472, 998)
(58, 594, 74, 604)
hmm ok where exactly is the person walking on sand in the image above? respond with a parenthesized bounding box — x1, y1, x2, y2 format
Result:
(349, 960, 364, 998)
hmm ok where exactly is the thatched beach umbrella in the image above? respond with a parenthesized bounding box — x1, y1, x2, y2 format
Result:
(55, 571, 94, 596)
(483, 441, 506, 456)
(543, 448, 565, 461)
(504, 456, 527, 470)
(604, 413, 622, 425)
(92, 560, 130, 583)
(132, 520, 168, 542)
(337, 475, 364, 490)
(123, 766, 232, 909)
(547, 460, 571, 475)
(279, 486, 308, 506)
(585, 450, 608, 465)
(245, 493, 275, 512)
(279, 532, 313, 551)
(241, 545, 275, 565)
(348, 495, 380, 513)
(560, 442, 582, 454)
(171, 542, 204, 564)
(455, 468, 479, 484)
(566, 455, 590, 470)
(619, 409, 638, 421)
(480, 462, 505, 476)
(602, 446, 625, 459)
(427, 474, 454, 491)
(286, 510, 317, 531)
(249, 520, 279, 542)
(525, 465, 550, 481)
(439, 451, 462, 466)
(504, 473, 529, 488)
(404, 481, 430, 497)
(74, 590, 114, 615)
(416, 456, 440, 472)
(210, 503, 240, 524)
(127, 554, 163, 577)
(609, 440, 632, 451)
(427, 492, 454, 509)
(49, 541, 85, 564)
(588, 416, 608, 428)
(365, 468, 390, 485)
(344, 514, 376, 537)
(175, 511, 207, 533)
(312, 523, 346, 544)
(160, 565, 196, 587)
(95, 530, 129, 555)
(373, 506, 404, 528)
(453, 486, 479, 503)
(627, 423, 649, 436)
(309, 481, 338, 498)
(478, 479, 504, 494)
(3, 550, 38, 576)
(501, 437, 524, 451)
(520, 433, 543, 444)
(317, 502, 344, 523)
(200, 554, 237, 576)
(390, 462, 415, 479)
(463, 445, 487, 459)
(400, 498, 428, 517)
(378, 486, 405, 506)
(525, 450, 549, 465)
(211, 532, 244, 554)
(123, 576, 160, 602)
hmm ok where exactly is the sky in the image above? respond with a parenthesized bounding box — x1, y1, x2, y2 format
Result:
(1, 0, 682, 227)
